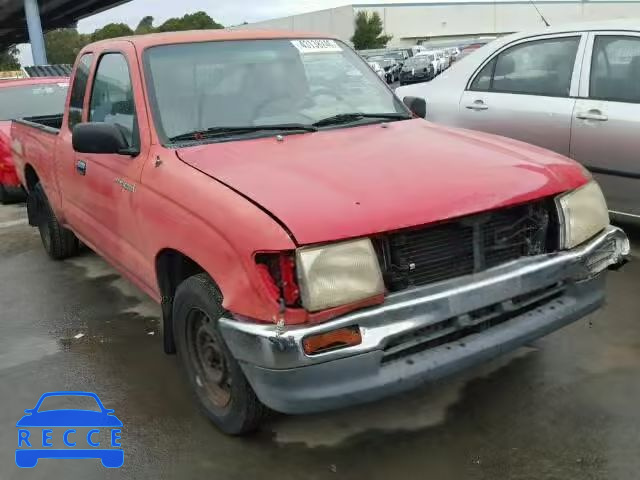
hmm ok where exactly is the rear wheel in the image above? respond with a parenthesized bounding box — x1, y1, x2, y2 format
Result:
(174, 273, 267, 435)
(33, 183, 79, 260)
(0, 185, 5, 204)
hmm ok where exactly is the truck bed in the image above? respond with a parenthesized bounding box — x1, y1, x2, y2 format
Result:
(14, 114, 63, 135)
(10, 115, 63, 200)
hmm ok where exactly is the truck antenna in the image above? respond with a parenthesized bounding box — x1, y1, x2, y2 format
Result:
(529, 0, 550, 27)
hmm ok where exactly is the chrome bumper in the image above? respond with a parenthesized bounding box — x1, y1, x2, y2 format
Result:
(219, 226, 629, 414)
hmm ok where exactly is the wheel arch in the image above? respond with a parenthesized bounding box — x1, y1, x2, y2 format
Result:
(23, 163, 39, 192)
(155, 248, 224, 354)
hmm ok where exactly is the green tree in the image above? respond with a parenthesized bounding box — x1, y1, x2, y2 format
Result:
(42, 13, 224, 67)
(91, 23, 134, 42)
(157, 11, 223, 32)
(0, 45, 20, 70)
(351, 11, 392, 50)
(135, 16, 155, 35)
(44, 29, 91, 64)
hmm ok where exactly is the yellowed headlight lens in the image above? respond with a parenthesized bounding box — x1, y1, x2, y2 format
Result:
(558, 181, 609, 249)
(296, 238, 384, 312)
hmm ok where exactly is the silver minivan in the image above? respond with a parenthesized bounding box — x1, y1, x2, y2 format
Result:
(397, 20, 640, 221)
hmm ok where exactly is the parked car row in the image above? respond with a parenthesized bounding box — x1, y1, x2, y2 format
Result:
(365, 54, 402, 83)
(362, 46, 459, 85)
(396, 19, 640, 220)
(6, 30, 629, 436)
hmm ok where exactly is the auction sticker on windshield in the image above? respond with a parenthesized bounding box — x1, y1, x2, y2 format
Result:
(291, 39, 342, 54)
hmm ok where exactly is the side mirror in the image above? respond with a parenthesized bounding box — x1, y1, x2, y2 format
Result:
(403, 96, 427, 118)
(72, 122, 132, 155)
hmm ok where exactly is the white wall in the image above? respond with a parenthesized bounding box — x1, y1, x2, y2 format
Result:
(242, 2, 640, 47)
(360, 2, 640, 46)
(240, 5, 355, 42)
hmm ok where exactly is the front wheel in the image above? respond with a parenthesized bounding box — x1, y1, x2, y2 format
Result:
(173, 273, 267, 435)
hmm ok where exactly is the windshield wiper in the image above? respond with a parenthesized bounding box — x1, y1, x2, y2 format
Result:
(169, 123, 318, 142)
(312, 113, 411, 128)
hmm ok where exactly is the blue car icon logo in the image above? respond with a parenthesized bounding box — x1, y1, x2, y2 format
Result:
(16, 391, 123, 468)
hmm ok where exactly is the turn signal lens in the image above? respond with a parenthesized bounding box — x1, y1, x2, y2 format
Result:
(302, 326, 362, 355)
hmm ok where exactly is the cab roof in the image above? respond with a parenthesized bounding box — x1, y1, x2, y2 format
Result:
(88, 29, 335, 51)
(499, 18, 640, 44)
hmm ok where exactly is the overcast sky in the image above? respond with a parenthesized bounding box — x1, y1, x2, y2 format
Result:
(78, 0, 359, 32)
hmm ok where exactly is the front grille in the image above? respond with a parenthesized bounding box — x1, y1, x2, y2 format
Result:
(377, 201, 556, 292)
(381, 282, 566, 364)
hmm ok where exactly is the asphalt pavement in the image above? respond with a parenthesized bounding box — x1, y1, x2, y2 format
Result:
(1, 203, 639, 479)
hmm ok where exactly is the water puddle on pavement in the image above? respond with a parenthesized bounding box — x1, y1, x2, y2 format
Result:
(0, 335, 59, 370)
(67, 254, 161, 324)
(269, 347, 536, 447)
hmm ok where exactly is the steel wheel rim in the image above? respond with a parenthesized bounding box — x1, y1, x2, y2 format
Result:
(186, 308, 232, 408)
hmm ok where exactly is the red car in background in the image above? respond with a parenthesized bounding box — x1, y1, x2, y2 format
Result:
(0, 77, 69, 203)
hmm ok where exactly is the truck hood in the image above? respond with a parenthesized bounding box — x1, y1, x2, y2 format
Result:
(176, 119, 588, 245)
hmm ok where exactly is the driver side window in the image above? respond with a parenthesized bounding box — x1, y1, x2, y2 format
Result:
(89, 53, 139, 149)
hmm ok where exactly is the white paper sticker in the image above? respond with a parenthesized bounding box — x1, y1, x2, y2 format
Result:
(291, 39, 342, 54)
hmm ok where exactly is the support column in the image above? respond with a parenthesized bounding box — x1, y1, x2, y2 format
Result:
(24, 0, 48, 65)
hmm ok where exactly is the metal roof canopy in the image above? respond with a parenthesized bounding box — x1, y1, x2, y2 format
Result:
(0, 0, 132, 46)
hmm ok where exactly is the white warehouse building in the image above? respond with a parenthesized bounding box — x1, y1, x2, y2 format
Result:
(242, 1, 640, 47)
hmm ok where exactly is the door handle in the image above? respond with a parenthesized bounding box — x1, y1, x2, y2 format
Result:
(76, 160, 87, 176)
(576, 110, 608, 121)
(465, 100, 488, 111)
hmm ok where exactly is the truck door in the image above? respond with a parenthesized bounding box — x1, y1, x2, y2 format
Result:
(73, 43, 151, 284)
(58, 53, 94, 234)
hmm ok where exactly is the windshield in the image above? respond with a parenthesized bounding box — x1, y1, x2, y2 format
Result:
(144, 39, 407, 142)
(0, 83, 68, 121)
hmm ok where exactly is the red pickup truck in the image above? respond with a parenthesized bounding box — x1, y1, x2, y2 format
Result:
(11, 30, 630, 435)
(0, 77, 68, 203)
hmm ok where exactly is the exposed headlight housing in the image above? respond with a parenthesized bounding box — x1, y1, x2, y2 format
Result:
(296, 238, 385, 312)
(556, 181, 609, 249)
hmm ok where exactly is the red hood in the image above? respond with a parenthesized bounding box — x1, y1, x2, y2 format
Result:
(176, 119, 588, 245)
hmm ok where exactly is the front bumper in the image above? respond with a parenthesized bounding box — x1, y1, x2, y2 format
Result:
(220, 226, 629, 414)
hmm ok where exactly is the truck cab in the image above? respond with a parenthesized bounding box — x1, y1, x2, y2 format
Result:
(10, 30, 629, 435)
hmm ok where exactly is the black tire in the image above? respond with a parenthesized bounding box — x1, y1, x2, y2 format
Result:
(33, 183, 79, 260)
(0, 185, 5, 205)
(173, 273, 267, 435)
